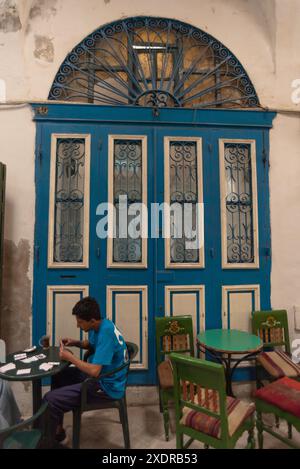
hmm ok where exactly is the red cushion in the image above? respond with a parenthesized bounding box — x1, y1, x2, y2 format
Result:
(255, 377, 300, 418)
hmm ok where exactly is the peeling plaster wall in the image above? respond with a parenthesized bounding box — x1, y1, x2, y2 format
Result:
(0, 0, 299, 374)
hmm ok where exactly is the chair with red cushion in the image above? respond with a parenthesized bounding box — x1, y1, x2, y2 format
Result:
(252, 310, 300, 384)
(255, 377, 300, 448)
(170, 353, 255, 449)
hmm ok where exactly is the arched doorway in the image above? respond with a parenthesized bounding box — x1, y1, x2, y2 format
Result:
(32, 17, 275, 384)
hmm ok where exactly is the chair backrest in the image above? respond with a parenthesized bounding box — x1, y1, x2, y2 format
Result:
(126, 341, 139, 362)
(155, 316, 194, 366)
(252, 310, 290, 354)
(170, 353, 229, 440)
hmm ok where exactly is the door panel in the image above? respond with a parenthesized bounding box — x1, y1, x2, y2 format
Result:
(33, 105, 274, 385)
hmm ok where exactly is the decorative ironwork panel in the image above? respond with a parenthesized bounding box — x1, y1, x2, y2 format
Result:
(113, 139, 142, 262)
(49, 17, 259, 109)
(224, 143, 254, 263)
(54, 138, 85, 262)
(169, 141, 199, 263)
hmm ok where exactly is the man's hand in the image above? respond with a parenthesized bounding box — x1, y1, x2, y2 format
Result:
(61, 338, 79, 347)
(59, 343, 74, 363)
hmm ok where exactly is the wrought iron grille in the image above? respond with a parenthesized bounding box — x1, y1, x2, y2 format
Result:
(54, 138, 85, 263)
(113, 139, 142, 262)
(169, 141, 199, 263)
(49, 17, 259, 109)
(224, 143, 254, 263)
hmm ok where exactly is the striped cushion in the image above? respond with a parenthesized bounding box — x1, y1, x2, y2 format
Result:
(255, 377, 300, 418)
(180, 396, 255, 439)
(257, 350, 300, 379)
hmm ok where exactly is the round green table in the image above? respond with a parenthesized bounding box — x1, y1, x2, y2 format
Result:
(197, 329, 263, 396)
(0, 346, 69, 415)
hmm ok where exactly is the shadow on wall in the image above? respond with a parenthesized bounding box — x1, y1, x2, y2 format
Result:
(0, 239, 31, 353)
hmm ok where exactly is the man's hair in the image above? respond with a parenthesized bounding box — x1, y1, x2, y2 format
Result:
(72, 296, 101, 321)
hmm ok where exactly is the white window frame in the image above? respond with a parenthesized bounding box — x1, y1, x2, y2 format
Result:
(107, 135, 148, 269)
(219, 139, 259, 269)
(164, 136, 204, 269)
(48, 134, 91, 268)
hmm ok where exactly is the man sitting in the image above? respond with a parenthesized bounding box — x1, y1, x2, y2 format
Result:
(43, 296, 127, 446)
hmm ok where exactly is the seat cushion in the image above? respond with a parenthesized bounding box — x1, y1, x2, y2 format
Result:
(180, 396, 255, 439)
(157, 359, 173, 390)
(255, 376, 300, 418)
(257, 350, 300, 379)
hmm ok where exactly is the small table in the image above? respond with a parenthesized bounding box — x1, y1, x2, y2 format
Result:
(197, 329, 263, 396)
(0, 346, 69, 414)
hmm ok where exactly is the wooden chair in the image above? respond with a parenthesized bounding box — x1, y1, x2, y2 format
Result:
(252, 310, 300, 384)
(155, 316, 195, 441)
(72, 341, 138, 449)
(255, 377, 300, 449)
(0, 401, 48, 449)
(252, 309, 300, 437)
(170, 353, 255, 449)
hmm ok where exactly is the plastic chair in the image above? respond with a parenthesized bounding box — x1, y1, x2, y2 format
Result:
(170, 353, 255, 449)
(155, 315, 194, 441)
(0, 401, 48, 449)
(72, 341, 138, 449)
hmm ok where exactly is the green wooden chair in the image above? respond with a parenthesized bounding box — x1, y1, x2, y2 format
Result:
(252, 309, 300, 437)
(170, 353, 255, 449)
(252, 310, 300, 385)
(0, 401, 48, 449)
(155, 315, 194, 441)
(255, 376, 300, 449)
(72, 341, 138, 449)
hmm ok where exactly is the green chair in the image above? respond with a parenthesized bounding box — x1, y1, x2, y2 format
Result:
(255, 376, 300, 449)
(0, 401, 48, 449)
(72, 341, 138, 449)
(170, 353, 255, 449)
(252, 310, 300, 385)
(252, 309, 300, 437)
(155, 315, 194, 441)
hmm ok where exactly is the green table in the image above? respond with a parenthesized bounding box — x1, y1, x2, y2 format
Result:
(0, 346, 69, 415)
(197, 329, 263, 396)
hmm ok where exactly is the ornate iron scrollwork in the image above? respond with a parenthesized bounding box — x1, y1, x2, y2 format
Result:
(49, 17, 259, 109)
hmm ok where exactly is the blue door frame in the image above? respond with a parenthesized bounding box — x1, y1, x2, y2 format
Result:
(32, 103, 276, 385)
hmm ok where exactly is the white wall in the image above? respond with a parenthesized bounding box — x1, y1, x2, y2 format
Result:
(0, 0, 299, 345)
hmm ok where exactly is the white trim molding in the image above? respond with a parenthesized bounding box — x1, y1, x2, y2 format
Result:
(46, 285, 89, 345)
(221, 284, 260, 330)
(219, 139, 259, 269)
(48, 134, 91, 269)
(164, 136, 204, 269)
(106, 285, 148, 370)
(164, 284, 206, 334)
(107, 135, 148, 269)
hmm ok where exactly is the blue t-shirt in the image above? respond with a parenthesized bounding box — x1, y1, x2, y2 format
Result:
(88, 319, 127, 399)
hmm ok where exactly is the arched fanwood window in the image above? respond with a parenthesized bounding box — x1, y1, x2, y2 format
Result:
(49, 17, 259, 108)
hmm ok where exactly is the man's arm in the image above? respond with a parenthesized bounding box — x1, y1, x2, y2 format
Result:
(59, 348, 102, 378)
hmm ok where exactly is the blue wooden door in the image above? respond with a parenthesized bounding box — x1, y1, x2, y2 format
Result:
(32, 104, 275, 384)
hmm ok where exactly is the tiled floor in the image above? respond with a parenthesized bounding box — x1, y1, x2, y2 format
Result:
(57, 383, 299, 449)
